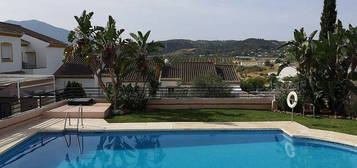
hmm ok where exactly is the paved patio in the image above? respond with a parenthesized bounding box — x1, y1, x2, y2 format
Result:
(1, 119, 357, 155)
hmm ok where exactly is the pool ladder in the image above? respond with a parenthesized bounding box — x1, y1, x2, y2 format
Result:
(64, 133, 84, 154)
(64, 105, 84, 132)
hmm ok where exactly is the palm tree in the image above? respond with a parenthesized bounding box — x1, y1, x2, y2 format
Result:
(66, 11, 133, 113)
(66, 11, 163, 114)
(128, 31, 164, 93)
(279, 28, 321, 110)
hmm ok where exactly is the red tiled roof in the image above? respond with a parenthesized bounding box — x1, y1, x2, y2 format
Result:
(54, 63, 93, 78)
(161, 62, 239, 83)
(161, 62, 216, 82)
(215, 64, 239, 81)
(55, 59, 239, 83)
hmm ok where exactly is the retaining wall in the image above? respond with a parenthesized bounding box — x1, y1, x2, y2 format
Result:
(147, 98, 273, 110)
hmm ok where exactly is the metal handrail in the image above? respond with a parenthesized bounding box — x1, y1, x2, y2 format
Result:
(64, 112, 71, 130)
(64, 105, 84, 131)
(77, 105, 84, 131)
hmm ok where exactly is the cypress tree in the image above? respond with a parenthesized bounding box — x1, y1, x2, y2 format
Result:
(319, 0, 337, 39)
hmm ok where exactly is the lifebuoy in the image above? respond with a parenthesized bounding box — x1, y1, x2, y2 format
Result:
(287, 91, 298, 108)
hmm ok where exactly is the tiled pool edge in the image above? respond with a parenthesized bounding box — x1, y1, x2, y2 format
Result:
(1, 119, 356, 155)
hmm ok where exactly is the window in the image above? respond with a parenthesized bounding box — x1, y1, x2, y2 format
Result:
(1, 42, 13, 62)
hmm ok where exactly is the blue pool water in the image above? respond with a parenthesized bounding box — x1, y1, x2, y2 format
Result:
(0, 130, 356, 168)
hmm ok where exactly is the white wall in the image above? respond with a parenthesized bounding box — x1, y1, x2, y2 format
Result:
(160, 80, 180, 87)
(55, 78, 96, 89)
(21, 34, 64, 75)
(0, 35, 22, 73)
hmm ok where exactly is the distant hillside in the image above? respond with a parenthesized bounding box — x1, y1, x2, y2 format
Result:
(159, 39, 285, 58)
(6, 20, 70, 43)
(4, 20, 284, 57)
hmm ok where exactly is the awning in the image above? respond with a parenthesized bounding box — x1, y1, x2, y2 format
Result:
(0, 74, 55, 98)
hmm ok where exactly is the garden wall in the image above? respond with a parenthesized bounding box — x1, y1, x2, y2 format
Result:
(147, 98, 273, 110)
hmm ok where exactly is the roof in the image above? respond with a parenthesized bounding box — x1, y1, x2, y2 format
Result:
(215, 64, 239, 81)
(0, 22, 67, 48)
(54, 59, 239, 83)
(161, 62, 216, 83)
(278, 66, 298, 80)
(54, 60, 159, 81)
(57, 56, 162, 81)
(161, 62, 239, 83)
(0, 74, 54, 87)
(54, 63, 93, 78)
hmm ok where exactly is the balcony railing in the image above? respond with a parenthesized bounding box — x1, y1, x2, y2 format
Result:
(0, 87, 275, 119)
(22, 62, 46, 69)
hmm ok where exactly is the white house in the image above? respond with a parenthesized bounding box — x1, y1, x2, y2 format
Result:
(269, 66, 298, 81)
(0, 22, 67, 75)
(277, 66, 298, 80)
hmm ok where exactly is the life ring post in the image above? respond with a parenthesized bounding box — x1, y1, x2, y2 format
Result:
(287, 91, 298, 122)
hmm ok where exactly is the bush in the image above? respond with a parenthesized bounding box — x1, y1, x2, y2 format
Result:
(264, 60, 274, 67)
(275, 89, 304, 113)
(192, 71, 225, 87)
(241, 66, 266, 73)
(192, 71, 231, 97)
(240, 77, 266, 92)
(118, 84, 148, 112)
(63, 81, 87, 99)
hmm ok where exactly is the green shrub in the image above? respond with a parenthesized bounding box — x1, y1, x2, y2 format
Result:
(118, 84, 148, 112)
(240, 77, 266, 92)
(192, 71, 231, 97)
(192, 71, 225, 87)
(241, 66, 266, 73)
(264, 60, 274, 67)
(63, 81, 87, 99)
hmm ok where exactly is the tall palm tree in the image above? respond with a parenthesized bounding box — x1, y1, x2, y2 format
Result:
(66, 11, 132, 113)
(128, 31, 164, 91)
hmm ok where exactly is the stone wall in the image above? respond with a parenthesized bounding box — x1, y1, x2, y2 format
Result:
(147, 98, 273, 110)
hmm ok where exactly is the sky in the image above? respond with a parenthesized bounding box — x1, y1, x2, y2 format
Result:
(0, 0, 356, 41)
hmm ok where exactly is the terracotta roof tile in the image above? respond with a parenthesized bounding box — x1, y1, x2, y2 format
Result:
(54, 63, 93, 77)
(161, 62, 239, 83)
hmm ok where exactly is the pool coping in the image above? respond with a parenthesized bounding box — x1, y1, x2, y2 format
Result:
(0, 119, 357, 155)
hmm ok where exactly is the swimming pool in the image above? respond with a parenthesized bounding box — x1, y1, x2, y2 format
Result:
(0, 130, 356, 168)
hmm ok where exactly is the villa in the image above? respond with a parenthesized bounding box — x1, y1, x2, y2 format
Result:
(1, 0, 357, 167)
(54, 59, 241, 89)
(0, 22, 66, 75)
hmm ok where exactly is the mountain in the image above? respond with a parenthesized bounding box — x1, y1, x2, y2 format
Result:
(6, 20, 70, 43)
(4, 20, 284, 57)
(158, 39, 285, 58)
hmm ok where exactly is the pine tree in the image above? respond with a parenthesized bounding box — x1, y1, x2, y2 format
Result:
(319, 0, 337, 39)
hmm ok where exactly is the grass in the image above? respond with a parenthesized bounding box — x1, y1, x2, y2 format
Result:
(106, 109, 357, 136)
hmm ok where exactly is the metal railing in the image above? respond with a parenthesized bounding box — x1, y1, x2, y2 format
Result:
(150, 87, 274, 98)
(64, 105, 83, 131)
(22, 62, 47, 69)
(0, 87, 274, 119)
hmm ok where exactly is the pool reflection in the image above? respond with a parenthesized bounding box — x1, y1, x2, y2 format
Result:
(61, 133, 165, 168)
(1, 131, 356, 168)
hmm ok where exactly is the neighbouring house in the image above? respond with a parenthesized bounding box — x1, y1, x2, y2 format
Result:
(54, 58, 240, 90)
(0, 22, 67, 75)
(277, 66, 298, 80)
(269, 66, 298, 81)
(0, 74, 55, 118)
(160, 62, 240, 87)
(0, 22, 66, 117)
